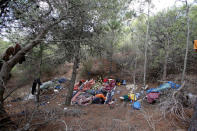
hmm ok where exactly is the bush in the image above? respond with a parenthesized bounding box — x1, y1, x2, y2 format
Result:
(80, 58, 94, 78)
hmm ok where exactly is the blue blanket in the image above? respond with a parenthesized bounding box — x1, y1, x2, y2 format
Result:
(146, 81, 181, 93)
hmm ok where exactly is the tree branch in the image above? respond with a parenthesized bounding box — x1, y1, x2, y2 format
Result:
(8, 17, 65, 68)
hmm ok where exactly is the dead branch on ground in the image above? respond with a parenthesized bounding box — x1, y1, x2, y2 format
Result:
(159, 81, 190, 127)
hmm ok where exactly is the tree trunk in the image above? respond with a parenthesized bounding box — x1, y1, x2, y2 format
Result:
(133, 55, 137, 86)
(36, 84, 40, 103)
(109, 31, 114, 74)
(143, 1, 150, 86)
(162, 38, 170, 80)
(0, 63, 16, 130)
(188, 98, 197, 131)
(0, 19, 62, 130)
(109, 48, 113, 74)
(36, 44, 43, 103)
(181, 3, 190, 84)
(65, 43, 80, 106)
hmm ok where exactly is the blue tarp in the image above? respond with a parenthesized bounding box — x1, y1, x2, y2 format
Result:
(146, 81, 181, 93)
(168, 81, 181, 89)
(58, 78, 67, 83)
(133, 101, 141, 110)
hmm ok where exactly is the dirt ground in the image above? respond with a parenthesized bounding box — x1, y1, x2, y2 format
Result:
(3, 63, 194, 131)
(4, 84, 192, 131)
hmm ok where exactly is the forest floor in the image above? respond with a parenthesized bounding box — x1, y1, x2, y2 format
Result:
(3, 63, 195, 131)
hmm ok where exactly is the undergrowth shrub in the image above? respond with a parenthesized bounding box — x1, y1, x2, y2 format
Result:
(80, 58, 94, 78)
(13, 61, 58, 86)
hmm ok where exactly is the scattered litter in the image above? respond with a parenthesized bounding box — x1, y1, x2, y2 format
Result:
(120, 95, 130, 101)
(147, 92, 160, 104)
(58, 78, 67, 83)
(116, 79, 121, 86)
(117, 82, 121, 86)
(55, 85, 62, 89)
(135, 93, 140, 99)
(44, 96, 50, 99)
(74, 79, 95, 91)
(108, 100, 115, 109)
(21, 111, 25, 114)
(142, 85, 148, 90)
(24, 94, 35, 100)
(6, 104, 12, 107)
(129, 93, 137, 101)
(116, 90, 120, 94)
(122, 80, 126, 85)
(54, 89, 59, 93)
(168, 81, 181, 89)
(146, 81, 181, 93)
(40, 102, 47, 106)
(103, 78, 108, 83)
(126, 84, 133, 90)
(40, 81, 54, 89)
(11, 97, 22, 102)
(133, 101, 141, 110)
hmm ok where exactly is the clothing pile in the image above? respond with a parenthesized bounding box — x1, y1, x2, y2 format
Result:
(71, 78, 118, 106)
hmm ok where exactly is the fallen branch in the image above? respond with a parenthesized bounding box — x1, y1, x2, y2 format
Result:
(172, 81, 185, 99)
(159, 81, 190, 127)
(3, 86, 21, 101)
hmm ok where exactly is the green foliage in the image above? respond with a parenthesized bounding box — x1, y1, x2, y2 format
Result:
(1, 0, 197, 85)
(0, 39, 12, 56)
(80, 59, 94, 77)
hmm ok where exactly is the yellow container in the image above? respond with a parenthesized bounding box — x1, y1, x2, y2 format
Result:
(129, 93, 137, 101)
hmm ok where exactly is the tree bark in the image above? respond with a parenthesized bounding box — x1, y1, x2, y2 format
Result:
(109, 48, 113, 73)
(133, 55, 137, 86)
(181, 2, 190, 84)
(162, 38, 170, 80)
(109, 31, 114, 74)
(143, 0, 150, 86)
(65, 43, 80, 106)
(36, 44, 43, 103)
(0, 61, 18, 130)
